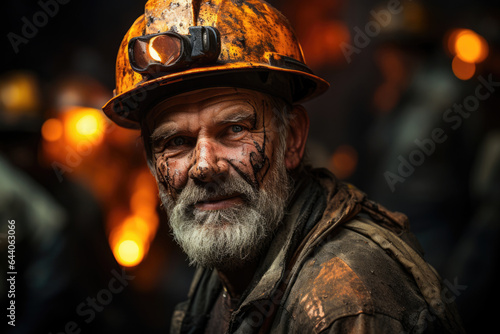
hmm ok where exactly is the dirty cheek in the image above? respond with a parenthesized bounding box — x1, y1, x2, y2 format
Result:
(250, 140, 270, 185)
(155, 154, 189, 197)
(224, 141, 269, 189)
(247, 118, 272, 183)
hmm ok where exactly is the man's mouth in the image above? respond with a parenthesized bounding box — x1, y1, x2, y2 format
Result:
(194, 193, 243, 211)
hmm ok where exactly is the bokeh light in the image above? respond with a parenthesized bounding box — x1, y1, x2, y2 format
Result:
(446, 28, 489, 63)
(454, 29, 488, 63)
(76, 114, 99, 136)
(330, 145, 358, 180)
(445, 28, 488, 81)
(110, 216, 151, 267)
(0, 72, 40, 115)
(452, 56, 476, 80)
(109, 170, 159, 268)
(41, 118, 63, 142)
(63, 107, 106, 146)
(115, 238, 145, 267)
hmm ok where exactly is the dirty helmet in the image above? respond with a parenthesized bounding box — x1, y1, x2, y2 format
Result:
(102, 0, 329, 129)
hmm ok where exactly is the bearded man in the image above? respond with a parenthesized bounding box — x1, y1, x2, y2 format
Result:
(103, 0, 464, 333)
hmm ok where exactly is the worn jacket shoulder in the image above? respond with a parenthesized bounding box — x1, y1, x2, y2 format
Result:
(280, 220, 428, 333)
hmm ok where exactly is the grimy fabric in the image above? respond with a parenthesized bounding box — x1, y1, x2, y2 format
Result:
(170, 168, 464, 333)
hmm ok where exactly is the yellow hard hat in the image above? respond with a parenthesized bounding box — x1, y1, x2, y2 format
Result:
(102, 0, 329, 129)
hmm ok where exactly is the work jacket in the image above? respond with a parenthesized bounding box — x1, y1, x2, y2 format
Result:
(170, 168, 464, 333)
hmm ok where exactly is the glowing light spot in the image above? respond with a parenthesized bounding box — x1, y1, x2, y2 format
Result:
(130, 170, 159, 220)
(330, 145, 358, 180)
(63, 107, 105, 146)
(41, 118, 63, 142)
(76, 114, 98, 136)
(149, 37, 163, 62)
(452, 56, 476, 80)
(453, 29, 488, 63)
(116, 239, 144, 267)
(0, 72, 39, 114)
(109, 209, 159, 268)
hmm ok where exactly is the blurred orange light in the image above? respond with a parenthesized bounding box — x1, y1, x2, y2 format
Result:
(118, 215, 151, 241)
(330, 145, 358, 180)
(452, 56, 476, 80)
(109, 211, 159, 267)
(131, 171, 158, 215)
(115, 239, 144, 267)
(76, 114, 99, 136)
(108, 171, 160, 268)
(64, 107, 105, 146)
(453, 29, 488, 63)
(41, 118, 63, 142)
(301, 20, 350, 68)
(0, 72, 40, 114)
(131, 190, 157, 217)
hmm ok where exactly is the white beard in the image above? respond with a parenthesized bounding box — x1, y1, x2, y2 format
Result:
(161, 150, 290, 270)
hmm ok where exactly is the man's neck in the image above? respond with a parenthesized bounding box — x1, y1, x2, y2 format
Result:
(216, 260, 260, 300)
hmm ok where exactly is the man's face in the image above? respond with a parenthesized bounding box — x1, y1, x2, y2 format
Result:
(145, 88, 291, 269)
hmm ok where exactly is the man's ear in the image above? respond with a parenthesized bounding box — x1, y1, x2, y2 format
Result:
(285, 105, 309, 170)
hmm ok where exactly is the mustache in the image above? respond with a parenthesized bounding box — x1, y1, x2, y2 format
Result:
(174, 174, 258, 208)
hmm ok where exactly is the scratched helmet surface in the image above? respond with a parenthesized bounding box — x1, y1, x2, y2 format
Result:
(102, 0, 329, 129)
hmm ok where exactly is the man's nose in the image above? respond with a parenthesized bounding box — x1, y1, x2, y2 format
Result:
(189, 139, 228, 183)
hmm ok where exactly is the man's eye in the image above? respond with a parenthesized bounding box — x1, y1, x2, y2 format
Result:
(170, 137, 186, 146)
(231, 125, 244, 133)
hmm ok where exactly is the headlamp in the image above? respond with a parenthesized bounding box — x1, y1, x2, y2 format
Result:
(128, 26, 221, 74)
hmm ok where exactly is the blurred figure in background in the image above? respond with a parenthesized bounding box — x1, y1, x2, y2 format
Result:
(0, 71, 121, 333)
(365, 1, 472, 276)
(0, 71, 148, 333)
(361, 4, 500, 332)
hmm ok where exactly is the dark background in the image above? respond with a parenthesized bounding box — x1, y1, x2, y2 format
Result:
(1, 0, 499, 333)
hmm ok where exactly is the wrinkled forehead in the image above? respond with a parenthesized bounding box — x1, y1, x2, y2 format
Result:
(145, 87, 274, 130)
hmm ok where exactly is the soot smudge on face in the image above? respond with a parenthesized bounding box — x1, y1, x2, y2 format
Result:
(249, 98, 270, 185)
(225, 158, 259, 189)
(156, 154, 182, 198)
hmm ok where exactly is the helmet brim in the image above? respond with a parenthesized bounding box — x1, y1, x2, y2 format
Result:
(102, 63, 329, 129)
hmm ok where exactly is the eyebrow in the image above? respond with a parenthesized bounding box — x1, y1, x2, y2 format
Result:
(150, 123, 178, 143)
(215, 112, 256, 126)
